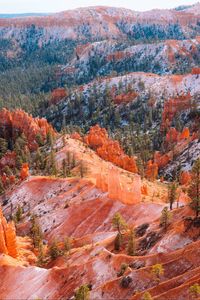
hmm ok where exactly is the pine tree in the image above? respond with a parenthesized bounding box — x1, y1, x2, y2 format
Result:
(160, 207, 171, 230)
(47, 151, 57, 176)
(15, 205, 23, 223)
(114, 232, 122, 251)
(35, 133, 44, 147)
(189, 283, 200, 299)
(30, 215, 43, 248)
(168, 181, 177, 210)
(4, 166, 13, 177)
(71, 153, 76, 169)
(37, 242, 45, 267)
(151, 264, 164, 283)
(63, 236, 71, 253)
(35, 149, 43, 171)
(46, 130, 54, 149)
(112, 213, 127, 235)
(66, 151, 71, 168)
(48, 240, 61, 260)
(0, 138, 8, 158)
(0, 178, 4, 195)
(142, 292, 153, 300)
(117, 263, 128, 277)
(188, 159, 200, 217)
(79, 160, 87, 178)
(75, 285, 90, 300)
(62, 134, 66, 147)
(112, 213, 127, 251)
(127, 228, 136, 256)
(62, 159, 67, 177)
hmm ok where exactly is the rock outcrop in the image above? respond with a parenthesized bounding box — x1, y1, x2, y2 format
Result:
(20, 163, 29, 181)
(0, 208, 18, 258)
(85, 125, 138, 173)
(0, 109, 55, 151)
(161, 93, 192, 130)
(50, 88, 68, 105)
(145, 160, 158, 181)
(96, 166, 142, 204)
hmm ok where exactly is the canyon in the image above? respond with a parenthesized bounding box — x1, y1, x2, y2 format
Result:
(0, 2, 199, 300)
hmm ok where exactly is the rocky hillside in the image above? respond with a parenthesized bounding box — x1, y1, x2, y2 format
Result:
(0, 130, 199, 300)
(0, 4, 199, 175)
(0, 5, 200, 108)
(62, 37, 200, 84)
(1, 5, 200, 42)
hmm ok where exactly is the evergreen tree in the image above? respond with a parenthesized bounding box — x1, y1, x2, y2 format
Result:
(114, 232, 122, 251)
(62, 159, 68, 177)
(48, 240, 61, 260)
(142, 292, 153, 300)
(112, 213, 127, 235)
(75, 285, 90, 300)
(188, 159, 200, 217)
(168, 182, 177, 210)
(112, 213, 127, 251)
(0, 138, 8, 158)
(189, 283, 200, 299)
(66, 151, 71, 168)
(127, 228, 136, 256)
(79, 160, 87, 178)
(71, 153, 76, 169)
(30, 215, 43, 248)
(35, 133, 44, 147)
(35, 148, 43, 171)
(46, 131, 54, 149)
(62, 134, 66, 147)
(63, 236, 71, 254)
(117, 263, 128, 277)
(0, 178, 4, 195)
(4, 166, 12, 177)
(47, 151, 57, 176)
(15, 205, 23, 223)
(151, 264, 164, 283)
(37, 241, 45, 267)
(160, 207, 171, 230)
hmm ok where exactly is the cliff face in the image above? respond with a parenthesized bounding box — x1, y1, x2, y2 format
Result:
(0, 208, 17, 258)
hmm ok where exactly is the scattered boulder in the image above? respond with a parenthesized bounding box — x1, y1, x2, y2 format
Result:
(136, 223, 149, 237)
(120, 276, 132, 288)
(139, 231, 161, 251)
(129, 260, 145, 270)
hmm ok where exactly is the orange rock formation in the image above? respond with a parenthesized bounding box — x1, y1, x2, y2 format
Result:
(166, 127, 190, 144)
(113, 91, 138, 104)
(0, 152, 16, 170)
(0, 208, 18, 258)
(0, 109, 55, 151)
(20, 163, 29, 181)
(85, 125, 138, 173)
(161, 93, 192, 130)
(70, 132, 83, 141)
(180, 127, 190, 140)
(50, 88, 68, 105)
(154, 152, 170, 169)
(191, 67, 200, 75)
(145, 160, 158, 181)
(96, 166, 142, 204)
(179, 171, 191, 186)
